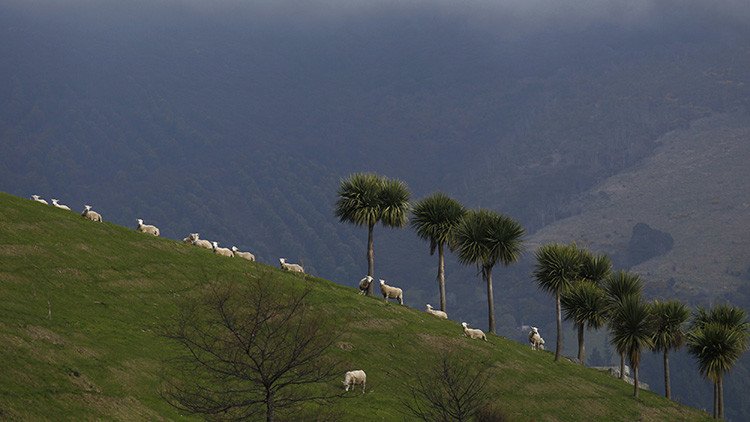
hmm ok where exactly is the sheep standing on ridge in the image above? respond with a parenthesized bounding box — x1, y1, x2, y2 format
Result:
(528, 327, 545, 351)
(136, 219, 160, 236)
(82, 205, 103, 222)
(425, 304, 448, 319)
(31, 195, 48, 205)
(379, 279, 403, 305)
(342, 370, 366, 394)
(358, 276, 373, 295)
(232, 246, 255, 262)
(279, 258, 304, 273)
(183, 233, 196, 243)
(51, 199, 71, 211)
(462, 322, 487, 341)
(212, 242, 234, 257)
(191, 233, 213, 250)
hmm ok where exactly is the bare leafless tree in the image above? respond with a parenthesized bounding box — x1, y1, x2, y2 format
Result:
(401, 352, 492, 422)
(161, 279, 344, 422)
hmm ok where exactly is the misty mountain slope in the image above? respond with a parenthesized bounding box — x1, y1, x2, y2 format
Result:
(528, 112, 750, 300)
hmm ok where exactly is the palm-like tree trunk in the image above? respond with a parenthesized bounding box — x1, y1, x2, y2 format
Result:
(620, 353, 625, 380)
(485, 266, 495, 334)
(633, 364, 639, 398)
(663, 350, 671, 399)
(577, 323, 585, 364)
(367, 223, 375, 295)
(711, 381, 719, 419)
(437, 242, 446, 312)
(718, 376, 724, 420)
(555, 291, 562, 361)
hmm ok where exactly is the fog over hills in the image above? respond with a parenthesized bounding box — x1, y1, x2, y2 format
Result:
(1, 0, 749, 419)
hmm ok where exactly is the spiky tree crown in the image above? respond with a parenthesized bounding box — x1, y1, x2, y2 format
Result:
(453, 209, 524, 274)
(532, 243, 581, 296)
(411, 193, 466, 255)
(335, 173, 411, 228)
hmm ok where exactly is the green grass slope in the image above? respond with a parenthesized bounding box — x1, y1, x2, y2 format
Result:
(0, 192, 710, 421)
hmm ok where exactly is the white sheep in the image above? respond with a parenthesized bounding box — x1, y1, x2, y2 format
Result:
(232, 246, 256, 261)
(183, 233, 197, 243)
(342, 370, 366, 394)
(528, 327, 545, 350)
(81, 205, 103, 222)
(379, 279, 403, 305)
(136, 219, 160, 236)
(462, 322, 487, 341)
(279, 258, 304, 273)
(425, 304, 448, 319)
(31, 195, 48, 205)
(51, 199, 71, 211)
(191, 233, 213, 250)
(212, 241, 234, 257)
(358, 275, 373, 295)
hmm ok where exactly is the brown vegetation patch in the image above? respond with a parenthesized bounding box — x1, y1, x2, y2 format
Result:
(105, 277, 153, 289)
(110, 359, 160, 388)
(64, 393, 165, 421)
(75, 243, 94, 253)
(0, 272, 25, 283)
(0, 244, 42, 256)
(417, 333, 482, 353)
(351, 318, 400, 331)
(73, 345, 101, 359)
(56, 268, 85, 279)
(337, 342, 354, 351)
(26, 325, 66, 346)
(67, 370, 101, 393)
(0, 332, 27, 349)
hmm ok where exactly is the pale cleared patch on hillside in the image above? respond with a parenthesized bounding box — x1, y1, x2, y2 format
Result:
(528, 112, 750, 298)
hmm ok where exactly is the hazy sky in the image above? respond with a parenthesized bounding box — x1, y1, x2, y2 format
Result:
(4, 0, 749, 35)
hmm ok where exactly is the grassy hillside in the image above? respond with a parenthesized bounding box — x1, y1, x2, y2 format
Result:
(0, 192, 710, 421)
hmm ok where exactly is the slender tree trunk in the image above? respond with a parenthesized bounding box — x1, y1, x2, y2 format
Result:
(486, 266, 495, 334)
(438, 242, 446, 312)
(633, 364, 639, 398)
(577, 323, 585, 365)
(555, 291, 562, 362)
(367, 223, 375, 296)
(663, 350, 671, 399)
(711, 381, 719, 419)
(266, 390, 275, 422)
(718, 376, 723, 420)
(620, 352, 625, 380)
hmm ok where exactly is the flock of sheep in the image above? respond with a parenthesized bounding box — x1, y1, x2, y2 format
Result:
(31, 193, 545, 395)
(31, 194, 277, 266)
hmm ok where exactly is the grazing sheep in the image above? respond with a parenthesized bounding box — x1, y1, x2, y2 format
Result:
(81, 205, 103, 222)
(462, 322, 487, 341)
(31, 195, 48, 205)
(379, 279, 403, 305)
(358, 275, 373, 295)
(191, 233, 213, 250)
(279, 258, 304, 273)
(212, 242, 234, 257)
(51, 199, 71, 211)
(528, 327, 545, 351)
(136, 219, 160, 236)
(425, 304, 448, 319)
(183, 233, 197, 243)
(342, 370, 366, 394)
(231, 246, 256, 261)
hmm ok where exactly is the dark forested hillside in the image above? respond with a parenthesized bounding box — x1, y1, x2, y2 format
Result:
(1, 1, 749, 419)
